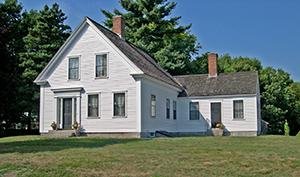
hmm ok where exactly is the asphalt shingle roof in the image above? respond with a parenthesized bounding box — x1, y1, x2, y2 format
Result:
(174, 71, 258, 97)
(88, 17, 258, 97)
(88, 17, 182, 89)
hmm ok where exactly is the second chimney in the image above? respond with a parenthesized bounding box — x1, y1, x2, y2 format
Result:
(208, 53, 218, 77)
(112, 16, 125, 38)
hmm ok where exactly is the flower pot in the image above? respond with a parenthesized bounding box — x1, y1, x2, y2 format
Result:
(211, 128, 224, 136)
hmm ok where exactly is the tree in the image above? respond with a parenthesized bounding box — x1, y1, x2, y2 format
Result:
(290, 82, 300, 135)
(190, 53, 262, 74)
(18, 3, 71, 129)
(259, 68, 296, 134)
(101, 0, 199, 75)
(0, 0, 23, 129)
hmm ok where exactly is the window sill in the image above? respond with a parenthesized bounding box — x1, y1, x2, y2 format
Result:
(189, 119, 200, 121)
(87, 117, 100, 119)
(95, 76, 108, 79)
(68, 79, 80, 81)
(232, 118, 245, 121)
(112, 116, 127, 119)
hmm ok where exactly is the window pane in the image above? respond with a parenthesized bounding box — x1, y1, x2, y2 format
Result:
(233, 100, 244, 119)
(151, 95, 156, 117)
(166, 99, 170, 119)
(190, 102, 199, 120)
(173, 101, 177, 120)
(96, 54, 107, 77)
(88, 95, 98, 117)
(114, 93, 125, 117)
(69, 58, 79, 79)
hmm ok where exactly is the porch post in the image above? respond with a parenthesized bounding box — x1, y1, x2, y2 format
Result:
(71, 98, 75, 126)
(60, 98, 63, 129)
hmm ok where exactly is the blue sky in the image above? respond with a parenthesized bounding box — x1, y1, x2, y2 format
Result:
(19, 0, 300, 81)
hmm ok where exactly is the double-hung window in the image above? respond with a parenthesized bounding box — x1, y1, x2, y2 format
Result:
(166, 99, 170, 119)
(173, 101, 177, 120)
(190, 102, 199, 120)
(68, 57, 79, 80)
(151, 95, 156, 117)
(233, 100, 244, 119)
(113, 92, 126, 117)
(96, 54, 108, 78)
(88, 94, 99, 117)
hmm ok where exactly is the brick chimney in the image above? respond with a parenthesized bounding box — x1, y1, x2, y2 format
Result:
(208, 53, 218, 77)
(112, 15, 124, 38)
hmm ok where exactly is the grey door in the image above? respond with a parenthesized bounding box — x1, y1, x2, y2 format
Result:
(63, 98, 72, 129)
(211, 102, 221, 128)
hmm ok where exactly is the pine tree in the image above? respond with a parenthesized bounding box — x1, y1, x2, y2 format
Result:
(18, 3, 71, 129)
(101, 0, 199, 75)
(0, 0, 23, 129)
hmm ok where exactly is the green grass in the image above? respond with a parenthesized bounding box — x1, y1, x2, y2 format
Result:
(0, 136, 299, 177)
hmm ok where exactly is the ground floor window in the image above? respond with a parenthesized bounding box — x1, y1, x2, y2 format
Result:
(173, 101, 177, 120)
(233, 100, 244, 119)
(88, 94, 99, 117)
(114, 92, 126, 117)
(166, 98, 170, 119)
(151, 95, 156, 117)
(190, 102, 199, 120)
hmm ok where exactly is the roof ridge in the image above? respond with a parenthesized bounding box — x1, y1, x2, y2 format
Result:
(174, 71, 258, 77)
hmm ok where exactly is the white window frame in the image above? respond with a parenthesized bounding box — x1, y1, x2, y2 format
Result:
(86, 92, 101, 119)
(95, 52, 109, 79)
(173, 100, 177, 120)
(67, 55, 81, 80)
(112, 91, 127, 118)
(166, 98, 170, 119)
(150, 95, 156, 118)
(189, 101, 200, 120)
(233, 99, 244, 119)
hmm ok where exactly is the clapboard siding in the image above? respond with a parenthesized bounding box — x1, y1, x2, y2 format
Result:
(41, 23, 138, 133)
(177, 96, 259, 133)
(41, 86, 56, 132)
(38, 20, 260, 135)
(140, 78, 179, 132)
(177, 98, 209, 132)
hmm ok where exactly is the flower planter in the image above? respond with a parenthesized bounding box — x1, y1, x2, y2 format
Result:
(211, 128, 224, 136)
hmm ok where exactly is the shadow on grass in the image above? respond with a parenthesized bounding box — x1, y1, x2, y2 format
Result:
(0, 137, 142, 154)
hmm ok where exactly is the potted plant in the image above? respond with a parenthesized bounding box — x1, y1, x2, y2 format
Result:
(51, 121, 57, 130)
(72, 121, 81, 136)
(211, 122, 224, 136)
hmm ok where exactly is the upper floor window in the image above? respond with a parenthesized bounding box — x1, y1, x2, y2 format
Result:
(233, 100, 244, 119)
(68, 57, 79, 80)
(113, 92, 126, 117)
(96, 54, 108, 78)
(190, 102, 199, 120)
(166, 98, 170, 119)
(173, 101, 177, 120)
(151, 95, 156, 117)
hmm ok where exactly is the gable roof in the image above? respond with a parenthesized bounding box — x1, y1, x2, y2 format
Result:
(34, 17, 182, 89)
(174, 71, 258, 97)
(87, 17, 182, 89)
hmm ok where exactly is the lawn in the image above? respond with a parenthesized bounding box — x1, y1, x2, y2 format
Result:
(0, 136, 299, 177)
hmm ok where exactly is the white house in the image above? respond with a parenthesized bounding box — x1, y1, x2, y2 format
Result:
(34, 16, 261, 137)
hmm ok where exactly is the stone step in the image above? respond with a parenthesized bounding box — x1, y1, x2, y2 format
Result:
(45, 130, 76, 138)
